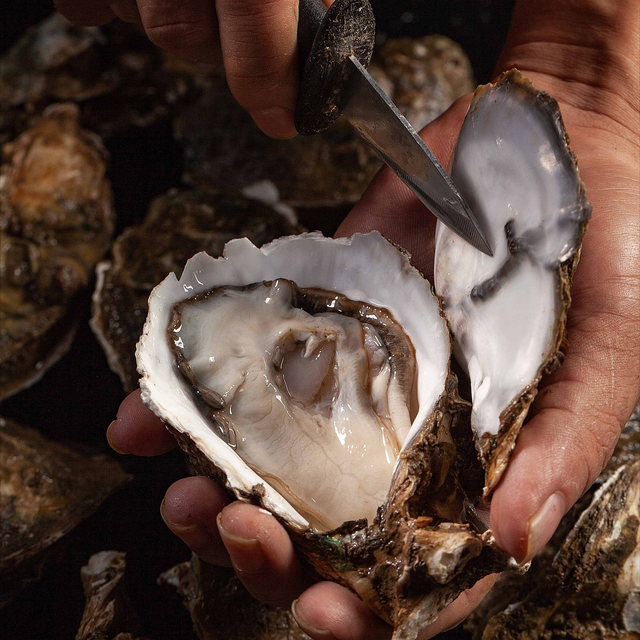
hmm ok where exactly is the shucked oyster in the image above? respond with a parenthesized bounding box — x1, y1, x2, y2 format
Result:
(138, 232, 506, 637)
(137, 72, 588, 636)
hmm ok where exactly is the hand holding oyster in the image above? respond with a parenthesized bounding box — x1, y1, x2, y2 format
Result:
(109, 26, 640, 640)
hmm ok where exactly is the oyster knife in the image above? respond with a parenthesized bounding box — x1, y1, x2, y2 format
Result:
(295, 0, 493, 256)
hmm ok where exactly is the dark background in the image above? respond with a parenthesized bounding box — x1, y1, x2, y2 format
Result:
(0, 2, 515, 638)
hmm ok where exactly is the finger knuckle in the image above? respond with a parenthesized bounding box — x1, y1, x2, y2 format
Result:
(574, 413, 622, 494)
(145, 19, 214, 52)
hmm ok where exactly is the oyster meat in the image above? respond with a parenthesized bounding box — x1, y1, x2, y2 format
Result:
(137, 71, 588, 636)
(0, 103, 114, 401)
(91, 188, 301, 392)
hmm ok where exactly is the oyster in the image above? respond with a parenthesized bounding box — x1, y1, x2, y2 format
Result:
(466, 406, 640, 638)
(0, 103, 114, 401)
(159, 557, 311, 640)
(76, 551, 148, 640)
(137, 71, 588, 636)
(91, 188, 301, 392)
(0, 12, 200, 144)
(435, 70, 590, 491)
(138, 232, 507, 637)
(0, 417, 130, 607)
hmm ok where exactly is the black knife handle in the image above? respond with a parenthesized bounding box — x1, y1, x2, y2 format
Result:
(295, 0, 375, 136)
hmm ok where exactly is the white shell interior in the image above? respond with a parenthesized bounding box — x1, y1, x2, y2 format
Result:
(138, 232, 450, 530)
(435, 78, 587, 438)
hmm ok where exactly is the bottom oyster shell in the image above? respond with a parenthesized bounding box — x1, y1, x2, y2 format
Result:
(137, 232, 508, 638)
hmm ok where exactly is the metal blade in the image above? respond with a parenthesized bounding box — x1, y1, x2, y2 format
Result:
(342, 56, 493, 256)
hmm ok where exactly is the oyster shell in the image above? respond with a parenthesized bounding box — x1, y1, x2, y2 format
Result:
(0, 12, 200, 144)
(76, 551, 148, 640)
(138, 232, 507, 637)
(91, 188, 301, 392)
(0, 103, 114, 401)
(159, 557, 311, 640)
(465, 405, 640, 638)
(0, 417, 130, 607)
(435, 70, 591, 492)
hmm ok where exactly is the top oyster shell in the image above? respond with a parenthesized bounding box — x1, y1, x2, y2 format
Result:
(435, 70, 590, 492)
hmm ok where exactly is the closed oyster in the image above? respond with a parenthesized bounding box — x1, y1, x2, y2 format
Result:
(0, 103, 114, 401)
(0, 12, 200, 143)
(466, 406, 640, 638)
(138, 232, 506, 638)
(435, 70, 590, 492)
(0, 417, 130, 607)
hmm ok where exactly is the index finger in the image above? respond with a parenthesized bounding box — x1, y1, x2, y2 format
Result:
(107, 388, 177, 456)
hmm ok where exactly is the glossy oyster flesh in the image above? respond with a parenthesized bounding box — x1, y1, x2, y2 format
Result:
(91, 187, 300, 393)
(138, 232, 507, 637)
(435, 70, 590, 492)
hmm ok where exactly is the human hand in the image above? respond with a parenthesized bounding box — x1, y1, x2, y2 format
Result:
(54, 0, 301, 138)
(108, 0, 639, 636)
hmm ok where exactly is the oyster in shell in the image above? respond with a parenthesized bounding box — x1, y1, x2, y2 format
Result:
(76, 551, 148, 640)
(0, 417, 130, 607)
(466, 406, 640, 638)
(159, 557, 311, 640)
(0, 12, 200, 143)
(138, 232, 507, 637)
(435, 70, 590, 492)
(0, 103, 114, 401)
(137, 71, 589, 636)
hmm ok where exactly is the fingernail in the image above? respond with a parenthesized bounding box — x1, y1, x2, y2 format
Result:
(291, 599, 335, 640)
(106, 420, 128, 454)
(160, 499, 198, 533)
(216, 512, 265, 574)
(250, 108, 297, 139)
(521, 492, 566, 564)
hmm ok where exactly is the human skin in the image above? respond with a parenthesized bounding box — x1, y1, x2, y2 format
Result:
(54, 0, 303, 138)
(104, 0, 640, 637)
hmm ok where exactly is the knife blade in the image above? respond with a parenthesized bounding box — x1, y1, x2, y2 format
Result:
(342, 56, 492, 256)
(294, 0, 492, 256)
